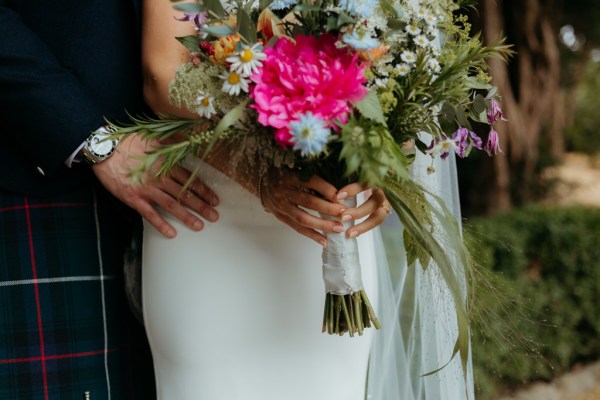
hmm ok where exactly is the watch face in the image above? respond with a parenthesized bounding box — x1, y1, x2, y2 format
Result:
(89, 135, 115, 157)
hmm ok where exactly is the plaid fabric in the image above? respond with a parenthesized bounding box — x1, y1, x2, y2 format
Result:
(0, 183, 155, 400)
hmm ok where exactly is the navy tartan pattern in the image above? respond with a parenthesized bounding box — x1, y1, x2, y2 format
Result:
(0, 184, 155, 400)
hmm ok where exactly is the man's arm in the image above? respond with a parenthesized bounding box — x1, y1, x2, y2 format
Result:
(0, 1, 105, 176)
(0, 1, 220, 236)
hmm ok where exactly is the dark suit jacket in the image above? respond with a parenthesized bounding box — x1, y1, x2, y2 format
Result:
(0, 0, 144, 196)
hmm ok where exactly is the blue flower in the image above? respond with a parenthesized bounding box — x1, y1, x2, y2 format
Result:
(290, 113, 331, 157)
(342, 31, 380, 50)
(269, 0, 299, 10)
(338, 0, 377, 18)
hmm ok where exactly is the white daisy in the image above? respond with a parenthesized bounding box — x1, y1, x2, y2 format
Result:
(425, 13, 437, 26)
(395, 63, 411, 76)
(374, 78, 389, 88)
(400, 50, 417, 64)
(427, 58, 441, 73)
(415, 7, 429, 19)
(414, 34, 430, 48)
(405, 24, 421, 36)
(196, 93, 217, 119)
(226, 43, 267, 77)
(220, 71, 249, 96)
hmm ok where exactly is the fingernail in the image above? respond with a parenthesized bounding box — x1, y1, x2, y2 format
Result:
(320, 240, 328, 248)
(208, 210, 219, 222)
(348, 230, 359, 238)
(339, 208, 347, 214)
(193, 221, 203, 231)
(341, 215, 352, 222)
(211, 197, 219, 206)
(336, 191, 348, 200)
(333, 225, 344, 233)
(167, 229, 176, 238)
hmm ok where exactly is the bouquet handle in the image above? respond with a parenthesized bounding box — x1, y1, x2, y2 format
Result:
(320, 197, 380, 336)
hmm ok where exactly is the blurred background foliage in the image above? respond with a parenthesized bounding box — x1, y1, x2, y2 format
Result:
(454, 0, 600, 398)
(466, 207, 600, 398)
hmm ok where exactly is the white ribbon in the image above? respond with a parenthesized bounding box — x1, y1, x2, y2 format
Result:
(320, 197, 364, 295)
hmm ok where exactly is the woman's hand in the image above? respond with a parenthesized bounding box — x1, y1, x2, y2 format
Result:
(93, 135, 220, 238)
(336, 183, 392, 239)
(260, 169, 347, 248)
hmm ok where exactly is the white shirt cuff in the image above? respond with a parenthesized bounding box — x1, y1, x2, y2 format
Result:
(64, 141, 86, 168)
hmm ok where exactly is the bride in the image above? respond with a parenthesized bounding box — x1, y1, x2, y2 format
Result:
(138, 0, 474, 399)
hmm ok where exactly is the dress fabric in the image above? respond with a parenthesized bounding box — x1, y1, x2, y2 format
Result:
(142, 160, 379, 400)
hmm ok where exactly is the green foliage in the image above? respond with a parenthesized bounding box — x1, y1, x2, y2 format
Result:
(465, 206, 600, 399)
(565, 61, 600, 154)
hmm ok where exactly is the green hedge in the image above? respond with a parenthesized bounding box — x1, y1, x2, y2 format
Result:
(465, 206, 600, 398)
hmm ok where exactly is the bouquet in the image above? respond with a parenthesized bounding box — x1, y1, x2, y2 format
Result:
(113, 0, 510, 371)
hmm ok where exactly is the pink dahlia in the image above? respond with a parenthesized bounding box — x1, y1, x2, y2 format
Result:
(250, 34, 368, 147)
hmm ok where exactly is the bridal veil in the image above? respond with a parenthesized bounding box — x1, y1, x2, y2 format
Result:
(367, 147, 474, 400)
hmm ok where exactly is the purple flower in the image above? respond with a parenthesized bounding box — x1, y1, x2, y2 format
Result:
(485, 130, 502, 156)
(452, 127, 482, 158)
(487, 99, 507, 124)
(176, 12, 207, 27)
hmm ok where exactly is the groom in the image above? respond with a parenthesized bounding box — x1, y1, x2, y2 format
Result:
(0, 0, 220, 398)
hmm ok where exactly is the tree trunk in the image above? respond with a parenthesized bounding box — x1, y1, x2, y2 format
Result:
(470, 0, 563, 214)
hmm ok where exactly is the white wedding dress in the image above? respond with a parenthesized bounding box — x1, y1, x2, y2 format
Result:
(142, 159, 379, 400)
(142, 150, 474, 400)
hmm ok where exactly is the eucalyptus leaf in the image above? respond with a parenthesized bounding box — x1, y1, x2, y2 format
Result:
(415, 138, 429, 153)
(205, 0, 226, 18)
(173, 2, 204, 13)
(176, 35, 201, 53)
(203, 25, 236, 37)
(354, 91, 387, 126)
(388, 19, 406, 30)
(472, 94, 487, 114)
(455, 107, 468, 127)
(440, 102, 456, 123)
(379, 0, 398, 17)
(237, 8, 257, 44)
(464, 76, 492, 90)
(486, 86, 497, 99)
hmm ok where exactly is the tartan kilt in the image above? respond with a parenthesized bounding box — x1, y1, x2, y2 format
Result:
(0, 182, 155, 400)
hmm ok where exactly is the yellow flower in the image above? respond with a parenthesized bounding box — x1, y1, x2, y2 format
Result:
(359, 44, 390, 62)
(211, 35, 240, 65)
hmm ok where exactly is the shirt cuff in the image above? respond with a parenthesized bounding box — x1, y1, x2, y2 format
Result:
(64, 141, 86, 168)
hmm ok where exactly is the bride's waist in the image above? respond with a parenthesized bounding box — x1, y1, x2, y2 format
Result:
(180, 157, 274, 226)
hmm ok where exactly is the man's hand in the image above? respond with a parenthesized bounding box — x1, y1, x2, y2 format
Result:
(92, 135, 219, 238)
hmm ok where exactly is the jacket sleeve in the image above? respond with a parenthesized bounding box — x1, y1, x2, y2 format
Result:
(0, 1, 106, 177)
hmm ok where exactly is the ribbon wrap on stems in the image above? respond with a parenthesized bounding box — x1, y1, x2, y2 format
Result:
(320, 197, 380, 336)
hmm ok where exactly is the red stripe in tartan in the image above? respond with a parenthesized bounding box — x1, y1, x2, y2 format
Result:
(0, 202, 90, 213)
(24, 197, 49, 400)
(0, 349, 116, 365)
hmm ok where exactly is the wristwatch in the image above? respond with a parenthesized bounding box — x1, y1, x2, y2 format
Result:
(79, 125, 119, 165)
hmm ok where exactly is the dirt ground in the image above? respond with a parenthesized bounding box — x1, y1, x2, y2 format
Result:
(541, 152, 600, 207)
